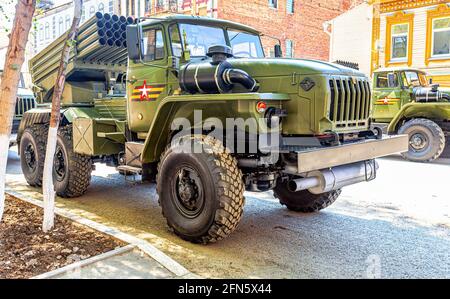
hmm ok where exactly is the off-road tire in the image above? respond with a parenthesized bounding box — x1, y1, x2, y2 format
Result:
(398, 118, 446, 163)
(274, 180, 341, 213)
(157, 135, 245, 244)
(54, 125, 92, 198)
(20, 125, 48, 187)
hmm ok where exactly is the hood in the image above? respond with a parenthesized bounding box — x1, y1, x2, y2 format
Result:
(228, 58, 366, 78)
(17, 87, 34, 97)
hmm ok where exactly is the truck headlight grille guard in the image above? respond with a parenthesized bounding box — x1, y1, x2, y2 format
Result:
(328, 76, 372, 129)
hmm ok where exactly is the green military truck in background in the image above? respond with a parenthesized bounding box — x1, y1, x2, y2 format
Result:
(372, 68, 450, 162)
(0, 69, 37, 147)
(18, 13, 407, 243)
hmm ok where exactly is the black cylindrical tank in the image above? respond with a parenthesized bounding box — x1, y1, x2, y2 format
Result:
(179, 45, 258, 94)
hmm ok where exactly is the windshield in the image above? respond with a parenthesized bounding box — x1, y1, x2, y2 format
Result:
(172, 23, 264, 58)
(228, 30, 264, 58)
(403, 71, 428, 87)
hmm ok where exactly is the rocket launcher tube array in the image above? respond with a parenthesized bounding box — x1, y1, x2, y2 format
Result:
(29, 12, 133, 85)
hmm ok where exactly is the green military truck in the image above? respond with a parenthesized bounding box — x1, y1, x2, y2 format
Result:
(372, 67, 450, 162)
(18, 13, 407, 243)
(0, 69, 37, 147)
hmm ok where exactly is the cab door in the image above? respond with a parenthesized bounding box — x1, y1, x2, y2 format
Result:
(372, 71, 403, 122)
(127, 25, 168, 136)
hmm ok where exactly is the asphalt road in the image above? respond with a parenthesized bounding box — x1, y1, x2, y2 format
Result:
(5, 146, 450, 278)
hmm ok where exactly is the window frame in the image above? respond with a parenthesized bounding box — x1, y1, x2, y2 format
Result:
(269, 0, 278, 9)
(431, 16, 450, 58)
(142, 26, 166, 62)
(375, 72, 399, 89)
(168, 22, 265, 59)
(385, 11, 414, 67)
(226, 28, 265, 58)
(286, 0, 294, 14)
(390, 23, 409, 62)
(285, 39, 294, 58)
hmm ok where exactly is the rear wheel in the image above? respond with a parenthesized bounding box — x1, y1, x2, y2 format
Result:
(274, 180, 341, 213)
(157, 135, 245, 244)
(54, 125, 92, 198)
(398, 118, 445, 162)
(20, 125, 48, 187)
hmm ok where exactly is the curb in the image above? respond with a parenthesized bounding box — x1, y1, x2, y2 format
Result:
(6, 189, 198, 279)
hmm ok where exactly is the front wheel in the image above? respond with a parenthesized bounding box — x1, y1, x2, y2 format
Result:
(398, 118, 446, 163)
(157, 135, 245, 244)
(274, 180, 341, 213)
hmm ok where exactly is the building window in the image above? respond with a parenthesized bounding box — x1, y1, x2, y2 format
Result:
(385, 11, 413, 66)
(391, 23, 409, 61)
(45, 22, 50, 39)
(109, 1, 114, 13)
(39, 24, 44, 41)
(269, 0, 277, 9)
(89, 6, 95, 17)
(432, 17, 450, 56)
(52, 17, 56, 38)
(59, 17, 64, 35)
(65, 15, 71, 30)
(287, 0, 294, 14)
(81, 7, 85, 22)
(98, 3, 105, 13)
(285, 39, 293, 58)
(145, 0, 152, 14)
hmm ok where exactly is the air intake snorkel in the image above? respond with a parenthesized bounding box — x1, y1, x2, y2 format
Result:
(179, 45, 258, 94)
(413, 84, 450, 102)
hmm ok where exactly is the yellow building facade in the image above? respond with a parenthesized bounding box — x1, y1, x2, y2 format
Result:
(371, 0, 450, 86)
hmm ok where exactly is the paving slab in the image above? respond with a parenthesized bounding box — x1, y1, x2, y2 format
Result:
(41, 246, 176, 279)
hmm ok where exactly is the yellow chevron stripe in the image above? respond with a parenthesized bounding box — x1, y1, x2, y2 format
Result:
(133, 87, 165, 93)
(131, 94, 160, 100)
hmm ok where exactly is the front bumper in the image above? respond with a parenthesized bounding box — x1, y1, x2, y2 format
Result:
(295, 134, 409, 173)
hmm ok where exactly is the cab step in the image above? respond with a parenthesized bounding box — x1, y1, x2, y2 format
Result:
(117, 165, 142, 183)
(117, 165, 142, 175)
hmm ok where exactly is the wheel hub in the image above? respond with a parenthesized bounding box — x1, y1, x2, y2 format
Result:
(53, 146, 66, 181)
(174, 167, 204, 217)
(24, 144, 36, 170)
(410, 133, 428, 151)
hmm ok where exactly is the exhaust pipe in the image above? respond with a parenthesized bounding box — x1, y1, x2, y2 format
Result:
(288, 160, 378, 194)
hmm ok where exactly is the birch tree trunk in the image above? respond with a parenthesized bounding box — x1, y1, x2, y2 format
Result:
(0, 0, 36, 221)
(42, 0, 83, 232)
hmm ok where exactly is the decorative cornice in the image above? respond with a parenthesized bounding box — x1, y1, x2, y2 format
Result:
(369, 0, 449, 13)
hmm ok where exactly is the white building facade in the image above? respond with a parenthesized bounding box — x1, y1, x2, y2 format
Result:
(31, 0, 118, 55)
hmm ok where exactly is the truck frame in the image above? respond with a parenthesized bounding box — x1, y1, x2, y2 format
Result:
(18, 13, 407, 243)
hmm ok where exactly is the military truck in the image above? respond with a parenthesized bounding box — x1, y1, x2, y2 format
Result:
(372, 67, 450, 162)
(18, 13, 407, 243)
(0, 69, 37, 147)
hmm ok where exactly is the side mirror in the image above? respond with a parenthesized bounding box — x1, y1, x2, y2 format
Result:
(126, 24, 143, 61)
(274, 44, 282, 58)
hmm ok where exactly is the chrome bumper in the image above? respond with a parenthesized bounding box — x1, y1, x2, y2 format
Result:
(295, 134, 409, 173)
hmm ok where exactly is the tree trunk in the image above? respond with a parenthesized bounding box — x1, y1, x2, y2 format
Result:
(42, 0, 83, 232)
(0, 0, 36, 221)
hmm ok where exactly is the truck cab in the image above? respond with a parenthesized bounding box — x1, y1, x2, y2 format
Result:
(19, 14, 408, 244)
(372, 67, 450, 162)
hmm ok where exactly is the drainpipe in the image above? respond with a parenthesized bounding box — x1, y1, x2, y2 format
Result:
(323, 20, 333, 62)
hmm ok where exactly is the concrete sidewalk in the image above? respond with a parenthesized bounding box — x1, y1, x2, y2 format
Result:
(7, 190, 198, 280)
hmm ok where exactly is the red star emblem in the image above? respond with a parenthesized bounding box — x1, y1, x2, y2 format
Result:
(137, 80, 152, 100)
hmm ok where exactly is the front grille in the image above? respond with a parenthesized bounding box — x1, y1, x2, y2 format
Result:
(329, 77, 371, 128)
(15, 97, 36, 117)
